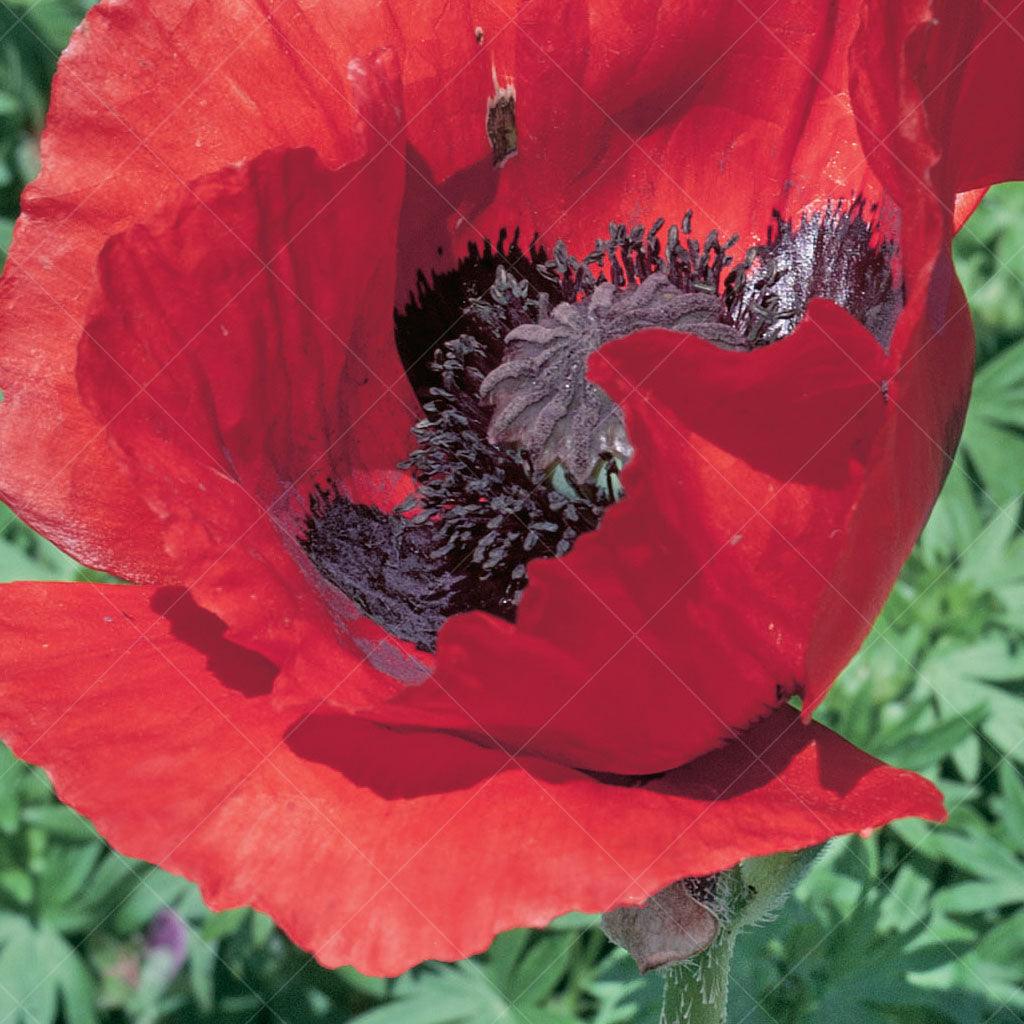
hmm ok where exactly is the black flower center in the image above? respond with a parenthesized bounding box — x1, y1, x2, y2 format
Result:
(301, 199, 901, 653)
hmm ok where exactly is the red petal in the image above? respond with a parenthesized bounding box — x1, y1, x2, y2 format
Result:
(75, 141, 426, 703)
(412, 0, 980, 733)
(401, 1, 895, 302)
(803, 273, 974, 708)
(367, 301, 891, 775)
(850, 3, 1020, 226)
(818, 0, 988, 705)
(944, 1, 1024, 192)
(1, 0, 985, 758)
(954, 189, 987, 231)
(0, 581, 944, 976)
(0, 3, 416, 577)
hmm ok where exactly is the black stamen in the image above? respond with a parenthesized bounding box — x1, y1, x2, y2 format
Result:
(300, 483, 458, 651)
(394, 228, 551, 404)
(728, 198, 901, 348)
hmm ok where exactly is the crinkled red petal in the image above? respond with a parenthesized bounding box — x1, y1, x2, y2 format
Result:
(861, 0, 1024, 195)
(0, 7, 415, 577)
(948, 0, 1024, 192)
(400, 1, 892, 304)
(0, 582, 944, 976)
(75, 140, 425, 706)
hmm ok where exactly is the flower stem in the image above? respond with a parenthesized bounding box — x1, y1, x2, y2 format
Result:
(658, 849, 819, 1023)
(659, 931, 736, 1024)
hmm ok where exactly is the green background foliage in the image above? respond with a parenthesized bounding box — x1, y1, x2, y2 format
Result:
(1, 1, 1023, 1020)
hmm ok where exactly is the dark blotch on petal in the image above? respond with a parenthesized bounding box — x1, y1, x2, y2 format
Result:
(301, 486, 462, 652)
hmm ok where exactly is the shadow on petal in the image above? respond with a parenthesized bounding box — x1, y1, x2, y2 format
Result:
(286, 712, 498, 798)
(151, 587, 278, 697)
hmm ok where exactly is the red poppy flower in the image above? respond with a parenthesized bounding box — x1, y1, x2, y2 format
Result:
(0, 0, 1021, 976)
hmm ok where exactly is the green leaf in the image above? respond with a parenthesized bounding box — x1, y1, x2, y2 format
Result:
(186, 929, 217, 1013)
(43, 930, 97, 1024)
(869, 699, 983, 771)
(917, 636, 1024, 760)
(77, 851, 134, 908)
(351, 963, 508, 1024)
(199, 906, 249, 942)
(993, 760, 1024, 848)
(513, 1007, 580, 1024)
(919, 467, 988, 560)
(545, 912, 600, 931)
(877, 867, 932, 934)
(961, 340, 1024, 502)
(21, 804, 96, 842)
(505, 931, 579, 1006)
(934, 880, 1023, 915)
(925, 828, 1024, 916)
(0, 869, 32, 906)
(0, 537, 48, 582)
(38, 841, 104, 912)
(0, 919, 60, 1024)
(55, 957, 98, 1024)
(336, 965, 389, 1001)
(485, 929, 531, 995)
(111, 867, 193, 933)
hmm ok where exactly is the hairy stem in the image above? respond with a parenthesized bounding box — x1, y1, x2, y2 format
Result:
(660, 931, 736, 1024)
(658, 849, 820, 1023)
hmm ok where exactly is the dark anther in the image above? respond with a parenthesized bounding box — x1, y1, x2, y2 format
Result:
(394, 227, 551, 403)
